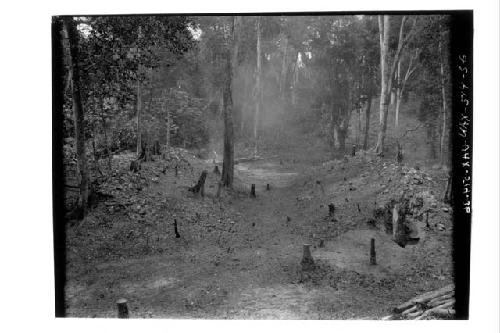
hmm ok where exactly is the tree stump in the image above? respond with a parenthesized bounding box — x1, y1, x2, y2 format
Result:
(129, 160, 141, 173)
(189, 170, 208, 197)
(250, 184, 256, 197)
(443, 172, 452, 203)
(396, 142, 403, 164)
(328, 203, 335, 217)
(370, 238, 377, 265)
(173, 219, 180, 238)
(392, 204, 407, 247)
(116, 298, 129, 318)
(301, 244, 315, 271)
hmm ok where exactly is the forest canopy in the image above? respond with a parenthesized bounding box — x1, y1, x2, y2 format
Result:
(55, 14, 451, 216)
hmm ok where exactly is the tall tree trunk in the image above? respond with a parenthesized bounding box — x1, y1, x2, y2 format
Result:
(136, 80, 142, 155)
(100, 113, 112, 171)
(395, 59, 402, 129)
(375, 15, 413, 154)
(99, 99, 112, 171)
(63, 17, 89, 216)
(163, 89, 171, 151)
(375, 15, 391, 154)
(136, 26, 142, 155)
(357, 108, 361, 145)
(222, 16, 240, 187)
(253, 16, 262, 156)
(363, 93, 373, 150)
(279, 34, 288, 137)
(337, 124, 347, 153)
(395, 49, 418, 130)
(438, 41, 447, 167)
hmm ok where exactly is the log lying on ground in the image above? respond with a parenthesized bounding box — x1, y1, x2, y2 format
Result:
(394, 284, 454, 313)
(391, 284, 455, 320)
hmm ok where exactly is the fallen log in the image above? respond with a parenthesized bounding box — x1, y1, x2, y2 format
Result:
(401, 305, 420, 316)
(393, 284, 454, 313)
(426, 293, 454, 308)
(416, 306, 455, 320)
(427, 308, 455, 318)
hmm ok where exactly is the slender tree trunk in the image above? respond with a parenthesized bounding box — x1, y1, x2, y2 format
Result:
(100, 114, 112, 171)
(222, 16, 240, 187)
(163, 89, 171, 151)
(363, 93, 373, 150)
(438, 41, 447, 167)
(375, 15, 391, 154)
(395, 59, 402, 128)
(166, 107, 171, 150)
(136, 26, 142, 155)
(63, 17, 89, 216)
(253, 16, 262, 156)
(98, 99, 112, 171)
(337, 125, 347, 153)
(279, 34, 288, 137)
(136, 80, 142, 155)
(91, 126, 103, 176)
(357, 108, 361, 145)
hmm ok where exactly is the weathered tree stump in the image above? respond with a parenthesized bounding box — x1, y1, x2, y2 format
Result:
(328, 203, 335, 217)
(189, 170, 208, 197)
(129, 159, 141, 173)
(173, 219, 180, 238)
(301, 244, 315, 271)
(443, 172, 452, 203)
(250, 184, 256, 197)
(392, 204, 407, 247)
(116, 298, 129, 318)
(370, 238, 377, 265)
(396, 142, 403, 164)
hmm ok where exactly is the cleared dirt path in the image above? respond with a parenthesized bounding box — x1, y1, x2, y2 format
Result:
(65, 150, 453, 319)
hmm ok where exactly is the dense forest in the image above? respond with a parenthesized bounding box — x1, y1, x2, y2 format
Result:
(54, 14, 456, 319)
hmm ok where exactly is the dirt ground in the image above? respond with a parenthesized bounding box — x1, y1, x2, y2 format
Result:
(64, 137, 454, 319)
